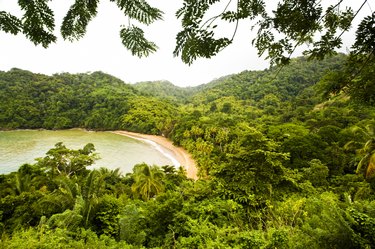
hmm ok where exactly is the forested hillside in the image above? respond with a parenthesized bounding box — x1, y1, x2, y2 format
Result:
(133, 81, 196, 103)
(0, 69, 178, 135)
(1, 55, 375, 248)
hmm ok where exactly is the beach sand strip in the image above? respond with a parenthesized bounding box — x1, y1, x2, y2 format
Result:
(112, 131, 197, 180)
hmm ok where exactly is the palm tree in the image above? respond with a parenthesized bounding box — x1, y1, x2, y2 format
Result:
(357, 137, 375, 180)
(346, 123, 375, 179)
(81, 170, 105, 227)
(38, 170, 106, 228)
(131, 163, 165, 201)
(97, 167, 129, 197)
(3, 163, 48, 196)
(38, 175, 80, 215)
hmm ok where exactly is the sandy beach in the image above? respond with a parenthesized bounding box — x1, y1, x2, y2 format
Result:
(112, 130, 198, 180)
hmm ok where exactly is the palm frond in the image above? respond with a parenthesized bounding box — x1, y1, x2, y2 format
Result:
(365, 153, 375, 179)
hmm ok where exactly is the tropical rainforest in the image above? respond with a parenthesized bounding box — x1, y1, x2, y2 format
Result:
(1, 54, 375, 248)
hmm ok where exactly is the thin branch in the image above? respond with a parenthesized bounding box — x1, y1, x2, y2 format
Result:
(367, 1, 373, 13)
(218, 0, 239, 54)
(199, 0, 233, 30)
(336, 0, 368, 42)
(229, 0, 240, 42)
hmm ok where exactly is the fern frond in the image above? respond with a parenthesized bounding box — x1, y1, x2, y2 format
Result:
(356, 154, 370, 175)
(365, 153, 375, 179)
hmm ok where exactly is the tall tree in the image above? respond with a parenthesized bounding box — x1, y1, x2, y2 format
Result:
(35, 142, 98, 178)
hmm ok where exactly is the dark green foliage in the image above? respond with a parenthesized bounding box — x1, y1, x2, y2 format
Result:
(61, 0, 99, 41)
(113, 0, 163, 25)
(353, 13, 375, 55)
(120, 25, 158, 58)
(0, 69, 182, 134)
(93, 195, 123, 238)
(0, 11, 22, 35)
(348, 207, 375, 247)
(1, 0, 162, 58)
(173, 0, 364, 67)
(213, 125, 291, 205)
(0, 191, 44, 233)
(18, 0, 56, 47)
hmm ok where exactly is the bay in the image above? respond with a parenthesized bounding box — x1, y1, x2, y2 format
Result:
(0, 130, 175, 174)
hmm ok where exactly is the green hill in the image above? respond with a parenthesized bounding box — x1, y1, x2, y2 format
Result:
(133, 80, 197, 103)
(0, 69, 178, 134)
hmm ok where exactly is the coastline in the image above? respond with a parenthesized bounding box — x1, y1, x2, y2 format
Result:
(112, 131, 198, 180)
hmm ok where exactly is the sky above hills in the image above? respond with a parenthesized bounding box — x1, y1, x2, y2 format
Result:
(0, 1, 371, 87)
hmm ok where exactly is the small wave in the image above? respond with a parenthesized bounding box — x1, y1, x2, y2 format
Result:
(127, 135, 180, 167)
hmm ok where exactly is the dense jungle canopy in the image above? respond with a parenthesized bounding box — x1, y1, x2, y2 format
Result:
(0, 55, 375, 248)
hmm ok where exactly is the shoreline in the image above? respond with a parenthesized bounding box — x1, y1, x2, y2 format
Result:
(112, 131, 198, 180)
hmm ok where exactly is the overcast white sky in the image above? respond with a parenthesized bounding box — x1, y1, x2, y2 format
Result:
(0, 1, 372, 87)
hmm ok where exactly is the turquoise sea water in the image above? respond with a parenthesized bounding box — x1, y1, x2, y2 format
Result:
(0, 130, 175, 174)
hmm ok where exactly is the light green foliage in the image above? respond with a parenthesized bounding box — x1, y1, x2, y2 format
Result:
(37, 176, 80, 216)
(355, 126, 375, 179)
(133, 80, 196, 103)
(119, 202, 147, 246)
(267, 123, 309, 141)
(46, 199, 83, 231)
(302, 159, 329, 188)
(0, 227, 136, 249)
(122, 96, 178, 135)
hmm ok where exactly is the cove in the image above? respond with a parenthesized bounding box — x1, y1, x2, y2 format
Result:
(0, 129, 176, 174)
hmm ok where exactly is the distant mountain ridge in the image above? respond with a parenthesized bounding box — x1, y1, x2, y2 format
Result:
(133, 80, 197, 103)
(0, 54, 348, 132)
